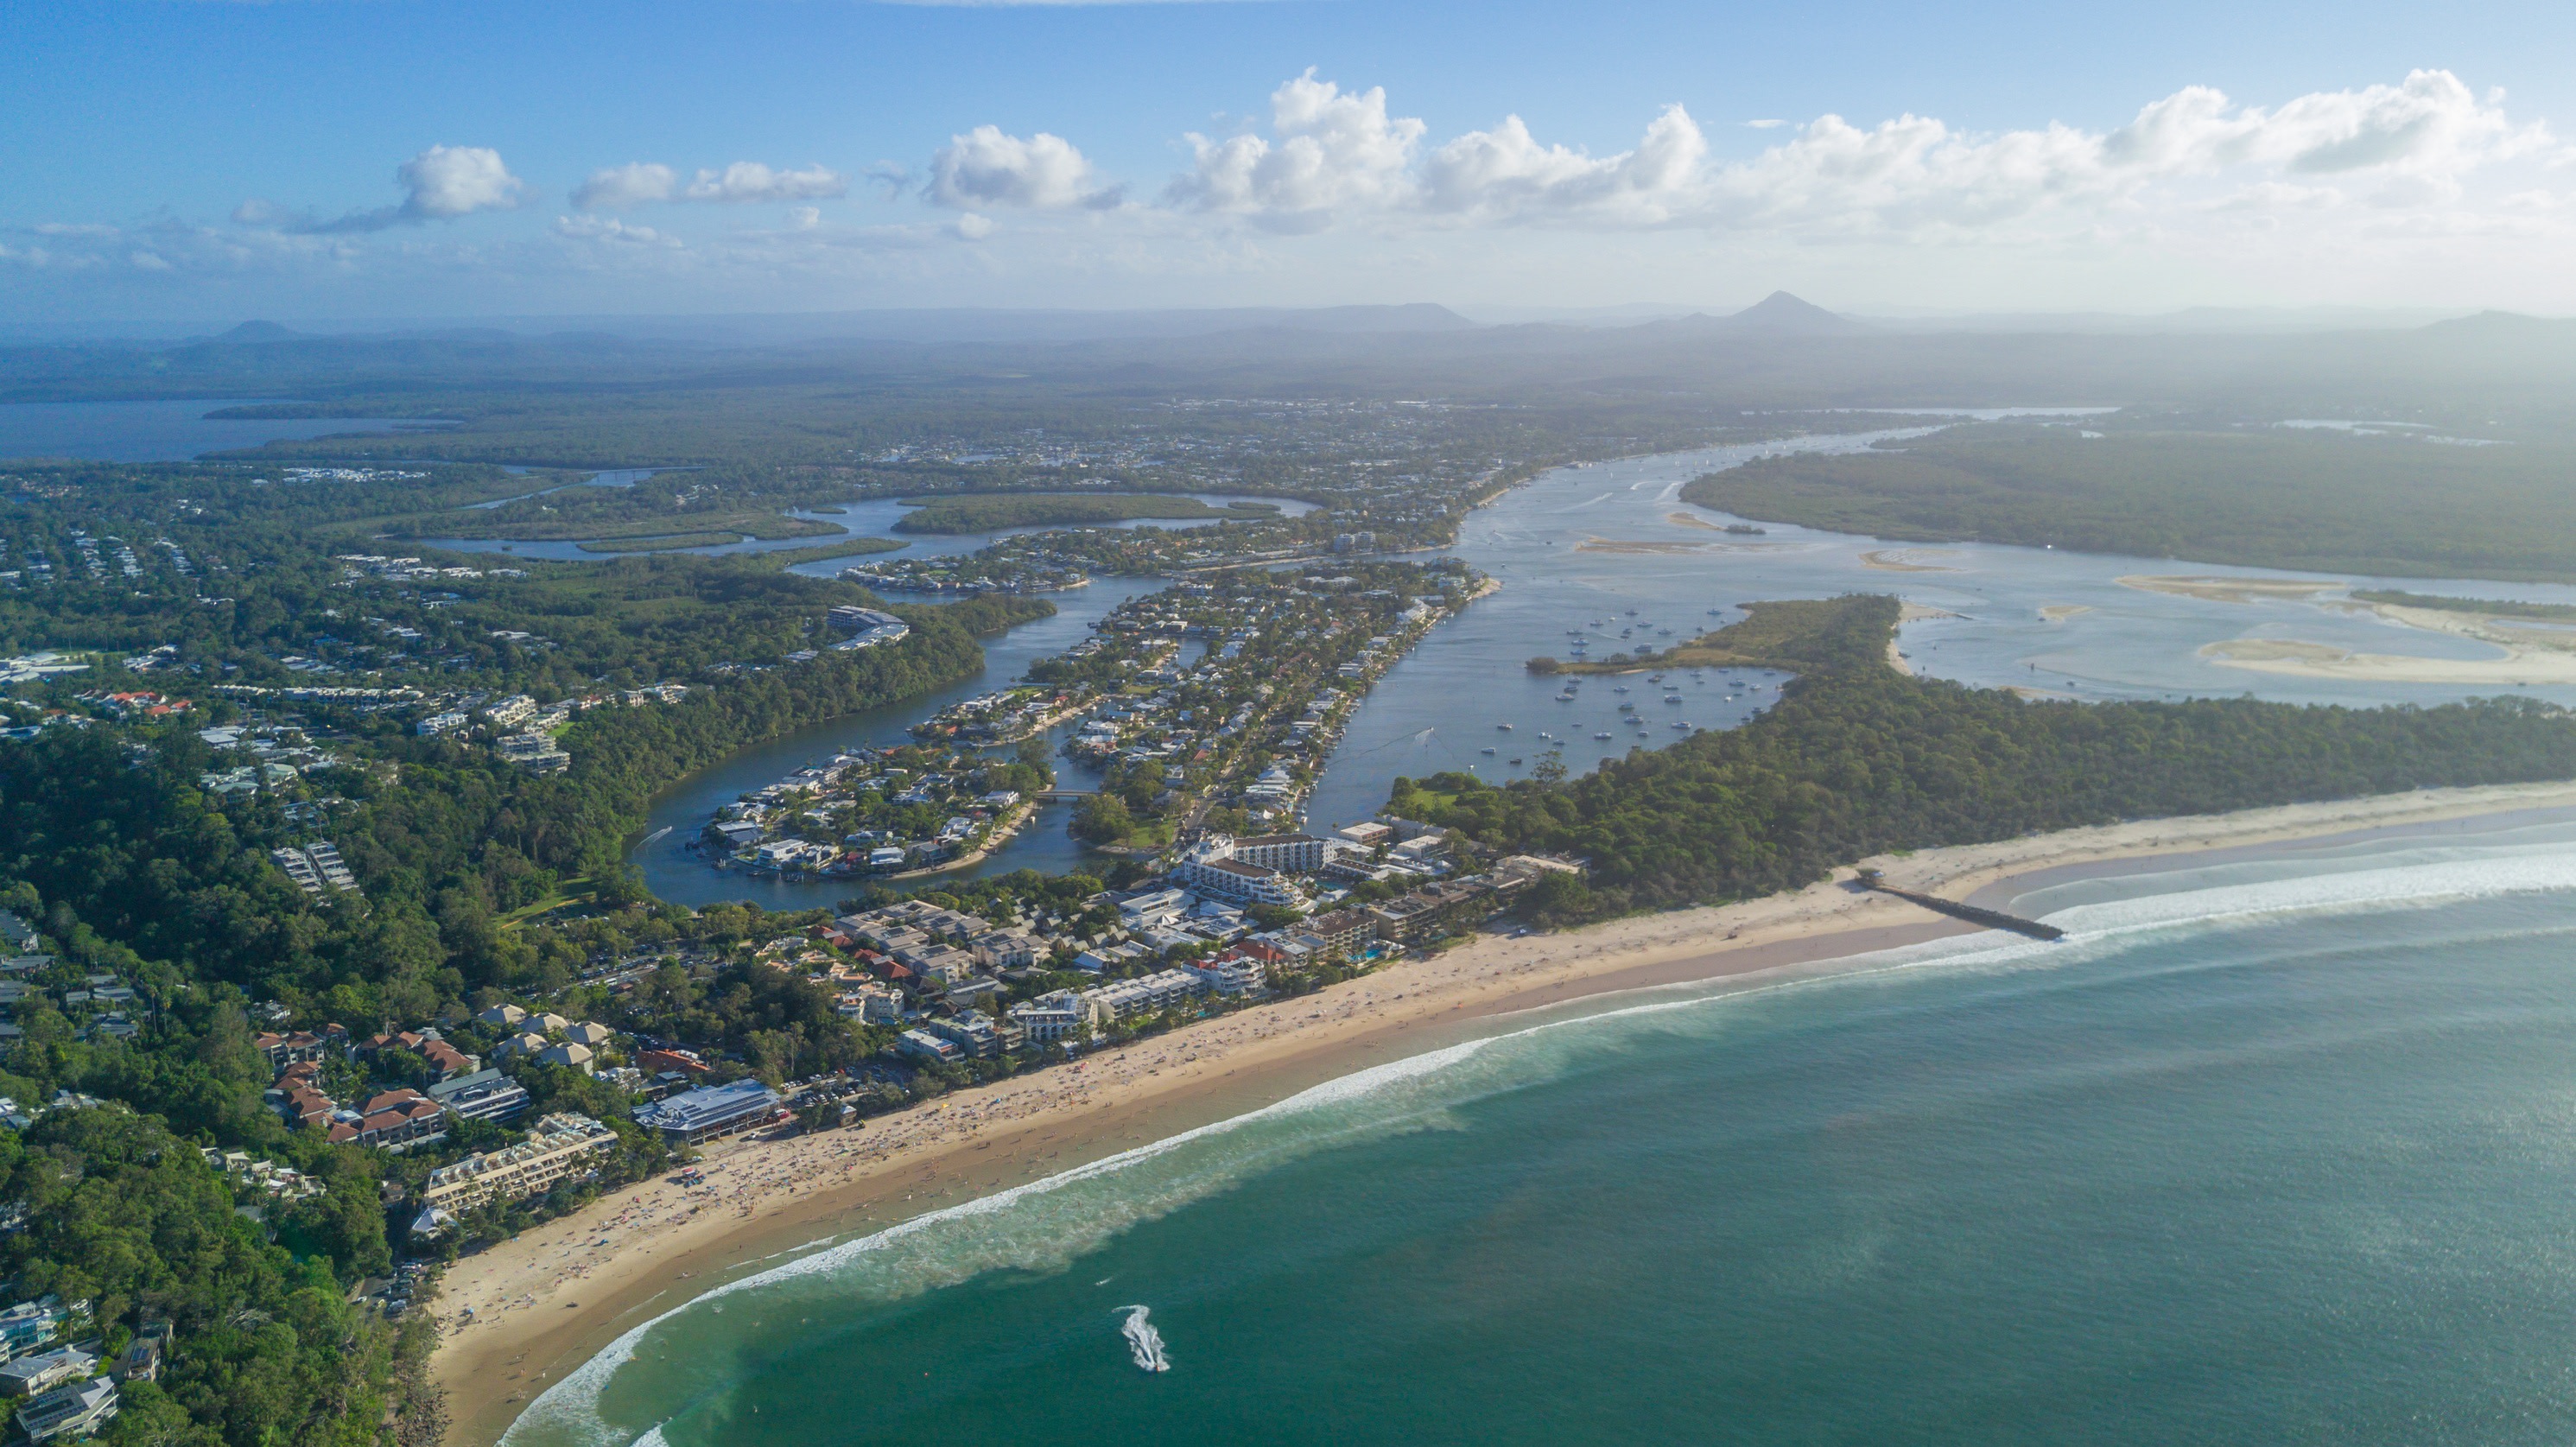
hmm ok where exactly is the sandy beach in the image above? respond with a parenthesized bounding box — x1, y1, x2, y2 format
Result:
(436, 777, 2576, 1446)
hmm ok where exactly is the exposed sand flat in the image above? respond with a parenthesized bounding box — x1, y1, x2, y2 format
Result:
(1898, 603, 1960, 622)
(435, 778, 2576, 1447)
(1886, 639, 1914, 675)
(2040, 604, 2093, 623)
(2118, 574, 2346, 604)
(2372, 600, 2576, 655)
(2200, 636, 2576, 684)
(1861, 549, 1960, 572)
(1666, 511, 1725, 530)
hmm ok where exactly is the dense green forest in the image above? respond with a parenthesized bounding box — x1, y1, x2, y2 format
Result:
(0, 1107, 439, 1447)
(891, 492, 1283, 534)
(1682, 423, 2576, 582)
(1403, 596, 2576, 923)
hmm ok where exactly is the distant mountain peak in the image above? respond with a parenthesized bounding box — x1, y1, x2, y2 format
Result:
(215, 320, 298, 343)
(1723, 291, 1864, 334)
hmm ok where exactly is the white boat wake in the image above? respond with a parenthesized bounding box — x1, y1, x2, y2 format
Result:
(1118, 1305, 1171, 1373)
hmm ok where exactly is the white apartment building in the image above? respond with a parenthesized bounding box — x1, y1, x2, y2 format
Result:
(1007, 989, 1086, 1043)
(1078, 969, 1209, 1024)
(422, 1113, 617, 1213)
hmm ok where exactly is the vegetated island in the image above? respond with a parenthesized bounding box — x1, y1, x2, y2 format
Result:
(1448, 594, 2576, 925)
(1678, 422, 2576, 583)
(891, 492, 1285, 534)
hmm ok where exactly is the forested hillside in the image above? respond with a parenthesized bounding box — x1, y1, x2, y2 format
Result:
(1682, 423, 2576, 581)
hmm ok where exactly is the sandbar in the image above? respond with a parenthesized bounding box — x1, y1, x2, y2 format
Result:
(1861, 549, 1960, 572)
(2199, 637, 2576, 684)
(2117, 574, 2344, 604)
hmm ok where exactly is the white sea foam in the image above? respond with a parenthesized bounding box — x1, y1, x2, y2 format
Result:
(1118, 1305, 1171, 1373)
(502, 841, 2576, 1447)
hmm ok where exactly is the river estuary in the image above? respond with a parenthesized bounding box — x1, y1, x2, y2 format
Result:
(632, 423, 2576, 906)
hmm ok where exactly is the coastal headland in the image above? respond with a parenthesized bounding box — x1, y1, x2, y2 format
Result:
(435, 777, 2576, 1447)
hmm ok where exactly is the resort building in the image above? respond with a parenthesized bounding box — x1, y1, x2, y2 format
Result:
(1228, 833, 1329, 873)
(327, 1089, 447, 1152)
(1006, 990, 1086, 1044)
(1364, 879, 1494, 944)
(426, 1068, 530, 1124)
(896, 1029, 961, 1063)
(1078, 969, 1209, 1024)
(1297, 907, 1379, 957)
(631, 1080, 783, 1144)
(421, 1113, 618, 1212)
(1181, 955, 1267, 996)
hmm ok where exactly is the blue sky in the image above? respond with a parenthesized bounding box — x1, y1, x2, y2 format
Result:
(5, 0, 2573, 324)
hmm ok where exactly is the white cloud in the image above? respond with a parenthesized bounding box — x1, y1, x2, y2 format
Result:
(552, 214, 681, 247)
(1418, 104, 1705, 224)
(246, 144, 531, 233)
(1697, 70, 2552, 236)
(1159, 68, 2560, 243)
(954, 212, 995, 240)
(398, 145, 530, 218)
(572, 162, 677, 211)
(930, 126, 1118, 209)
(1170, 71, 1423, 227)
(682, 162, 849, 203)
(573, 161, 847, 211)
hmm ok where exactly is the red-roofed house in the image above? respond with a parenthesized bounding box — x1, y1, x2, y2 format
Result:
(637, 1048, 709, 1076)
(327, 1089, 448, 1151)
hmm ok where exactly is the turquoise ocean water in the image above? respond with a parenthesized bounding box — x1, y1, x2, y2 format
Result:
(510, 828, 2576, 1446)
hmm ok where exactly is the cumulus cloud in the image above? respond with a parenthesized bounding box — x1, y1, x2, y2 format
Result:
(1694, 69, 2552, 235)
(682, 162, 849, 203)
(1419, 105, 1706, 224)
(397, 145, 529, 217)
(1169, 71, 1423, 228)
(1162, 68, 2556, 238)
(572, 162, 676, 211)
(244, 144, 530, 234)
(930, 126, 1119, 209)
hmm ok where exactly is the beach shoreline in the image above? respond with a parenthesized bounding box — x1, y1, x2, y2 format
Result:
(437, 777, 2576, 1447)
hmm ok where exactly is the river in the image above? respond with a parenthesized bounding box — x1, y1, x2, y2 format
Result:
(0, 397, 444, 461)
(634, 422, 2576, 907)
(418, 493, 1319, 564)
